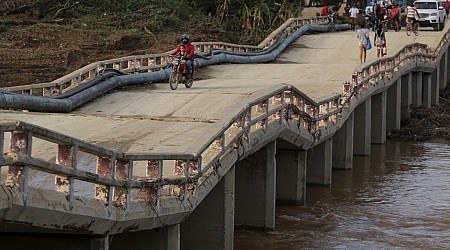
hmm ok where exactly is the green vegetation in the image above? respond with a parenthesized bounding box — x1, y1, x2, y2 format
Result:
(1, 0, 304, 44)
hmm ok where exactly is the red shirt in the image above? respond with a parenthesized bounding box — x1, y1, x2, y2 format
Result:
(390, 7, 400, 17)
(172, 43, 195, 60)
(321, 6, 329, 16)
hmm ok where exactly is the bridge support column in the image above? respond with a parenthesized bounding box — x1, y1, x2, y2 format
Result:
(422, 73, 432, 108)
(371, 92, 386, 144)
(431, 68, 439, 105)
(235, 141, 276, 230)
(91, 237, 109, 250)
(447, 50, 450, 87)
(306, 138, 332, 186)
(181, 166, 235, 250)
(353, 98, 371, 156)
(401, 73, 413, 119)
(411, 72, 423, 107)
(332, 113, 354, 170)
(110, 225, 180, 250)
(276, 149, 307, 205)
(440, 51, 447, 89)
(387, 77, 401, 130)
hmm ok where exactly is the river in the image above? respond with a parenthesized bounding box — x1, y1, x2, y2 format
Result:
(235, 140, 450, 249)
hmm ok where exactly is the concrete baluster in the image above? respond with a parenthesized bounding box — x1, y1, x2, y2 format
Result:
(147, 160, 159, 178)
(55, 144, 78, 204)
(43, 87, 52, 96)
(96, 156, 111, 203)
(173, 160, 184, 176)
(6, 131, 32, 191)
(114, 160, 129, 207)
(21, 89, 32, 95)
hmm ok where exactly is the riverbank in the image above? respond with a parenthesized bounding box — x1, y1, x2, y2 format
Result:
(388, 87, 450, 141)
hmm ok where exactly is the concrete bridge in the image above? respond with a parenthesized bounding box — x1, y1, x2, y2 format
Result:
(1, 17, 450, 249)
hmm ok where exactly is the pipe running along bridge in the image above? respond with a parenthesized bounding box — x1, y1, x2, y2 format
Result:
(1, 17, 450, 249)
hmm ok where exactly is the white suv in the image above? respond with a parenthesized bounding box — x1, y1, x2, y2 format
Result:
(414, 0, 446, 30)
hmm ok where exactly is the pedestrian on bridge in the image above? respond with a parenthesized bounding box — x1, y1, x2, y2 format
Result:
(374, 24, 387, 57)
(357, 22, 370, 63)
(349, 3, 359, 31)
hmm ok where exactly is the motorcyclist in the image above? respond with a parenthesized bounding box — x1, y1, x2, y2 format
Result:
(171, 34, 195, 77)
(389, 4, 401, 31)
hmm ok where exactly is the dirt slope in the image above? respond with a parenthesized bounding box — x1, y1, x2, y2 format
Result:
(0, 13, 224, 87)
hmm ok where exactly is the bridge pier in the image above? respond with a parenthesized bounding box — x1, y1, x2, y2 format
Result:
(180, 165, 234, 249)
(276, 149, 307, 205)
(386, 77, 402, 130)
(440, 51, 447, 89)
(401, 73, 413, 119)
(0, 234, 110, 250)
(110, 225, 180, 250)
(92, 237, 109, 250)
(353, 98, 371, 156)
(412, 72, 423, 107)
(332, 113, 354, 170)
(235, 141, 276, 230)
(447, 50, 450, 87)
(306, 139, 332, 186)
(423, 73, 433, 108)
(432, 68, 439, 105)
(371, 92, 386, 144)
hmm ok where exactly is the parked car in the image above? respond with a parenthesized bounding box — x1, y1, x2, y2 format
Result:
(365, 0, 385, 15)
(414, 0, 447, 30)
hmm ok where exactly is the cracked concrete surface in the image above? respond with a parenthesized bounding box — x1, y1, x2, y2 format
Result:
(1, 26, 448, 158)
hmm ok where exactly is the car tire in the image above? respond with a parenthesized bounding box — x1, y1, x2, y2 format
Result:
(440, 18, 445, 30)
(434, 20, 440, 31)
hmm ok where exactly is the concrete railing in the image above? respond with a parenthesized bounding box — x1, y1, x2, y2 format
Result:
(0, 82, 340, 211)
(345, 26, 450, 101)
(2, 17, 328, 95)
(343, 43, 435, 101)
(1, 16, 449, 230)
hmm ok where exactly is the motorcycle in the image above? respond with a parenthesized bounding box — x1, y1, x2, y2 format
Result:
(365, 13, 374, 30)
(169, 57, 193, 90)
(382, 13, 399, 32)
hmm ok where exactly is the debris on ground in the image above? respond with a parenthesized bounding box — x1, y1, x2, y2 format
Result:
(388, 87, 450, 141)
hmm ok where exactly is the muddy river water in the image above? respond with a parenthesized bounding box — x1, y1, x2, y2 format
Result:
(235, 140, 450, 249)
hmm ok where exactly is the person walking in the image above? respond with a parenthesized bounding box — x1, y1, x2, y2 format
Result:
(357, 22, 370, 63)
(374, 25, 386, 57)
(349, 3, 359, 31)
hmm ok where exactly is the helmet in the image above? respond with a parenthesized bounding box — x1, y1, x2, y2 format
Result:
(181, 34, 190, 44)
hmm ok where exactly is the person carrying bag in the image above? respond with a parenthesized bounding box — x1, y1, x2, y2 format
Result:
(357, 23, 370, 63)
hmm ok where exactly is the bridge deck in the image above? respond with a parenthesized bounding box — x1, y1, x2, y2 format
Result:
(1, 27, 446, 157)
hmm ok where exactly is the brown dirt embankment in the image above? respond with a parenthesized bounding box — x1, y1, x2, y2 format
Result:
(0, 13, 228, 87)
(388, 87, 450, 141)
